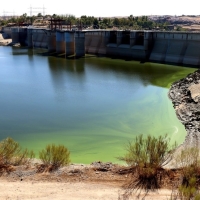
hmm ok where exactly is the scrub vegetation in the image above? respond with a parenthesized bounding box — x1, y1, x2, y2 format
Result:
(170, 147, 200, 200)
(38, 144, 70, 172)
(0, 137, 70, 173)
(118, 134, 176, 199)
(119, 135, 200, 200)
(0, 137, 34, 173)
(1, 136, 200, 199)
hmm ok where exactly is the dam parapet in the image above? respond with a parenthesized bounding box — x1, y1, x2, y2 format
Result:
(6, 27, 200, 67)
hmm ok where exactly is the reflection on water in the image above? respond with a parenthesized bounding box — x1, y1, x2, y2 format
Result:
(0, 46, 197, 163)
(48, 56, 85, 73)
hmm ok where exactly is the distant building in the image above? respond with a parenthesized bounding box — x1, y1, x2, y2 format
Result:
(166, 25, 175, 30)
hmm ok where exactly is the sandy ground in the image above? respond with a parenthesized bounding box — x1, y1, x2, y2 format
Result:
(0, 181, 121, 200)
(0, 180, 173, 200)
(0, 162, 175, 200)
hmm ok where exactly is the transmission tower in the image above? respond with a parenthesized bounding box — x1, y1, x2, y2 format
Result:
(3, 10, 15, 19)
(29, 5, 46, 16)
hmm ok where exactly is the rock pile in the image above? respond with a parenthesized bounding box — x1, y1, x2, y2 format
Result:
(168, 69, 200, 147)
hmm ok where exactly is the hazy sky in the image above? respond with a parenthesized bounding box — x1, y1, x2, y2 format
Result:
(1, 0, 200, 17)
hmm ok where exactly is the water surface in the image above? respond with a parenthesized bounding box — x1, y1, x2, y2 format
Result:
(0, 46, 196, 163)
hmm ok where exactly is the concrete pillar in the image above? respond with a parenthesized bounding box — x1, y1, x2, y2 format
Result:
(75, 31, 85, 57)
(32, 29, 37, 47)
(47, 31, 56, 52)
(98, 31, 110, 54)
(11, 28, 19, 43)
(56, 31, 65, 54)
(144, 31, 153, 50)
(32, 29, 43, 48)
(27, 28, 33, 48)
(65, 31, 75, 56)
(101, 31, 110, 46)
(117, 31, 122, 46)
(40, 30, 48, 49)
(18, 28, 27, 45)
(130, 31, 136, 46)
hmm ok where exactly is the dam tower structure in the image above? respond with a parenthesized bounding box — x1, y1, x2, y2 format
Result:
(27, 28, 33, 48)
(75, 31, 85, 57)
(65, 31, 75, 56)
(117, 31, 132, 58)
(144, 31, 153, 58)
(47, 31, 56, 52)
(56, 30, 65, 54)
(11, 27, 27, 45)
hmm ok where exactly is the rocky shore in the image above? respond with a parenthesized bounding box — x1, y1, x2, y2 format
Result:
(168, 69, 200, 147)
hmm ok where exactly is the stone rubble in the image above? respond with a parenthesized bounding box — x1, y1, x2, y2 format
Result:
(168, 69, 200, 147)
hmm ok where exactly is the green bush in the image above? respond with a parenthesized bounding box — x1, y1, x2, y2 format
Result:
(0, 137, 35, 166)
(178, 177, 200, 200)
(39, 144, 70, 171)
(119, 134, 176, 193)
(172, 147, 200, 200)
(121, 134, 175, 168)
(175, 147, 200, 183)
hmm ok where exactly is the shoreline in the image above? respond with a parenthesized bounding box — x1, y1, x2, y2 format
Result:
(168, 69, 200, 148)
(0, 160, 175, 200)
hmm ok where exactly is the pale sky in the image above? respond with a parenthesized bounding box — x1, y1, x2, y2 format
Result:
(1, 0, 200, 17)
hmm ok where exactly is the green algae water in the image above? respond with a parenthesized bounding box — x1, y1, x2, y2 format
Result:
(0, 46, 197, 163)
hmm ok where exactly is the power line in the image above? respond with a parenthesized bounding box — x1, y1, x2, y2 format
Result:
(28, 5, 46, 16)
(2, 10, 15, 19)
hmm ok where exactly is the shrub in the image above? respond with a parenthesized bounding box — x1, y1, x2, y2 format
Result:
(121, 134, 175, 168)
(178, 177, 200, 200)
(119, 134, 176, 198)
(175, 147, 200, 184)
(0, 137, 35, 167)
(39, 144, 70, 171)
(171, 147, 200, 200)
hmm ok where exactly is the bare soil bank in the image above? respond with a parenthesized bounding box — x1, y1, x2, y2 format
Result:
(0, 161, 182, 200)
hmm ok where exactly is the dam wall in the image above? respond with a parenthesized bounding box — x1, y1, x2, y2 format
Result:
(9, 27, 200, 67)
(56, 31, 65, 54)
(11, 27, 27, 45)
(85, 31, 109, 54)
(149, 32, 200, 66)
(32, 29, 48, 49)
(65, 31, 75, 56)
(47, 31, 56, 52)
(1, 27, 12, 38)
(102, 31, 152, 60)
(85, 30, 150, 60)
(75, 31, 85, 57)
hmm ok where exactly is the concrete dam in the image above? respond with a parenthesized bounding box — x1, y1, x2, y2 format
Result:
(2, 27, 200, 67)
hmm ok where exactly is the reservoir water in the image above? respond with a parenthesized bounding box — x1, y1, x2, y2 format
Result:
(0, 46, 197, 163)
